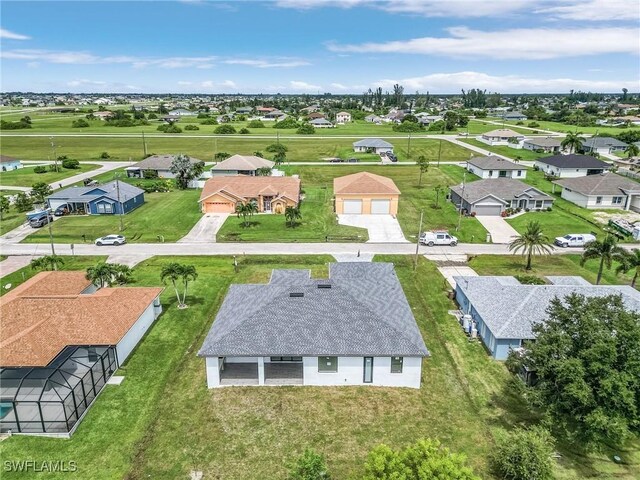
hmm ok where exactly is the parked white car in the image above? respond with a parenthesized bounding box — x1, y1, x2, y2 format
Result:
(419, 231, 458, 246)
(95, 234, 126, 246)
(554, 233, 596, 248)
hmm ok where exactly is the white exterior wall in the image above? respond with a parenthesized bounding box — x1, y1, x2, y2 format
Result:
(584, 194, 626, 209)
(302, 356, 422, 388)
(535, 162, 593, 178)
(560, 188, 589, 208)
(206, 357, 221, 387)
(116, 299, 161, 364)
(468, 167, 526, 179)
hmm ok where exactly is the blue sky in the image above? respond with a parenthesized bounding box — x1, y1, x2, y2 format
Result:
(1, 0, 639, 94)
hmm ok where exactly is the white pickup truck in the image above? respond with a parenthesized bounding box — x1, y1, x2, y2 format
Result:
(554, 233, 596, 247)
(419, 231, 458, 246)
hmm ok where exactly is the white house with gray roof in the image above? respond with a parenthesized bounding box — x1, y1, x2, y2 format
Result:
(454, 275, 640, 360)
(198, 263, 429, 388)
(466, 156, 526, 179)
(522, 137, 562, 154)
(353, 138, 394, 154)
(534, 154, 611, 178)
(582, 137, 628, 155)
(553, 172, 640, 210)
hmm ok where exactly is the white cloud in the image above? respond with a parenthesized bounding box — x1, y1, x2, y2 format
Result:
(330, 82, 348, 90)
(177, 81, 193, 86)
(0, 28, 30, 40)
(289, 80, 322, 91)
(327, 26, 639, 59)
(198, 80, 237, 90)
(67, 79, 107, 87)
(220, 80, 237, 88)
(276, 0, 639, 20)
(201, 80, 215, 88)
(224, 59, 311, 68)
(372, 71, 639, 93)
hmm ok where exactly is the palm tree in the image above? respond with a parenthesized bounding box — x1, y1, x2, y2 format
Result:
(86, 262, 116, 288)
(433, 185, 445, 209)
(508, 221, 554, 270)
(581, 235, 627, 285)
(111, 264, 133, 285)
(31, 255, 65, 271)
(284, 205, 302, 227)
(561, 131, 585, 154)
(616, 248, 640, 288)
(625, 143, 640, 158)
(236, 201, 258, 227)
(160, 262, 184, 307)
(179, 264, 198, 307)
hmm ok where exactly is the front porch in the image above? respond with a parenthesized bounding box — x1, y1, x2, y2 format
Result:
(216, 357, 304, 387)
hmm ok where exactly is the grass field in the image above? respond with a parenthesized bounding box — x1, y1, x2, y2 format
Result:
(21, 189, 201, 243)
(0, 135, 473, 163)
(469, 254, 637, 287)
(0, 189, 24, 196)
(0, 163, 100, 187)
(460, 138, 549, 161)
(1, 254, 637, 479)
(496, 118, 640, 136)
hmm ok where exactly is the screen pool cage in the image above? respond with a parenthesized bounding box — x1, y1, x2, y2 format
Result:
(0, 345, 117, 435)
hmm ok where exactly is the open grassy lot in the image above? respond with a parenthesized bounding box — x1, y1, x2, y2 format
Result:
(218, 186, 368, 242)
(21, 189, 201, 244)
(460, 138, 549, 161)
(0, 135, 473, 163)
(469, 253, 637, 287)
(0, 255, 106, 296)
(0, 189, 24, 196)
(0, 255, 637, 479)
(0, 164, 100, 187)
(0, 208, 28, 236)
(496, 118, 640, 136)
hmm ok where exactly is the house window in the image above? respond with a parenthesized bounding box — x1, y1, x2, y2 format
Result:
(596, 196, 602, 204)
(488, 170, 493, 177)
(535, 200, 543, 208)
(517, 170, 522, 177)
(391, 357, 403, 373)
(270, 356, 302, 362)
(499, 170, 507, 178)
(97, 204, 105, 213)
(612, 196, 623, 205)
(318, 356, 338, 373)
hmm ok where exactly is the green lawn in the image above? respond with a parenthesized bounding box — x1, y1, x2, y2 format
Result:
(218, 186, 368, 242)
(1, 255, 637, 479)
(0, 189, 24, 196)
(460, 138, 549, 161)
(469, 254, 637, 287)
(496, 118, 640, 136)
(21, 189, 201, 244)
(0, 208, 28, 236)
(0, 164, 100, 188)
(0, 135, 475, 163)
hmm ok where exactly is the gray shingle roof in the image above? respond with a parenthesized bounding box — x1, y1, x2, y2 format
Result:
(523, 137, 562, 148)
(468, 156, 521, 171)
(536, 154, 610, 169)
(132, 154, 203, 170)
(583, 137, 628, 148)
(450, 178, 552, 205)
(198, 263, 429, 357)
(353, 138, 393, 148)
(47, 180, 144, 202)
(553, 172, 640, 196)
(211, 155, 274, 171)
(455, 276, 640, 339)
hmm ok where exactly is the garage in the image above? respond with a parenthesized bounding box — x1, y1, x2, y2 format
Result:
(203, 201, 235, 213)
(370, 199, 391, 215)
(343, 199, 363, 214)
(473, 204, 503, 216)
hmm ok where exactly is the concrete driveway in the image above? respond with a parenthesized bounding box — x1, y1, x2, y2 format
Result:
(178, 213, 228, 243)
(475, 215, 520, 244)
(338, 214, 408, 243)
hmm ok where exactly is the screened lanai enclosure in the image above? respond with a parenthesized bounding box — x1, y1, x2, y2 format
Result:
(0, 346, 117, 435)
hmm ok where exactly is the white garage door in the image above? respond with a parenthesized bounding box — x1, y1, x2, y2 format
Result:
(343, 199, 363, 214)
(371, 199, 390, 214)
(473, 204, 503, 216)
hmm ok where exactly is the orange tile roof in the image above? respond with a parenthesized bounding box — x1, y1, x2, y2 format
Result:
(333, 172, 401, 195)
(199, 176, 301, 203)
(0, 271, 163, 367)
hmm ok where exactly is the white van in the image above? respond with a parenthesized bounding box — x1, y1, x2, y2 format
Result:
(554, 233, 596, 247)
(419, 231, 458, 246)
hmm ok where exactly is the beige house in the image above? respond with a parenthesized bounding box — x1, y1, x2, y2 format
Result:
(335, 111, 352, 124)
(199, 176, 300, 214)
(211, 154, 275, 177)
(334, 172, 400, 215)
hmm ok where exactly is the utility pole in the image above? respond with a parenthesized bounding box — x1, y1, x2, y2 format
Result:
(456, 172, 467, 232)
(47, 216, 56, 259)
(50, 137, 58, 172)
(115, 175, 124, 232)
(142, 131, 147, 157)
(414, 210, 423, 271)
(407, 134, 412, 159)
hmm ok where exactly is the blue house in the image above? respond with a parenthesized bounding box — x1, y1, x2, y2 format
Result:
(454, 275, 640, 360)
(46, 180, 145, 215)
(1, 155, 22, 171)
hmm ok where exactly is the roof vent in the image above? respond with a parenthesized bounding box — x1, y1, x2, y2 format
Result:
(289, 292, 304, 298)
(317, 284, 332, 289)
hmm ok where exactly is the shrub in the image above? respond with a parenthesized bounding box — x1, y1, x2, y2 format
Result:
(528, 121, 540, 128)
(505, 349, 526, 375)
(274, 117, 300, 129)
(214, 124, 237, 134)
(516, 121, 525, 125)
(14, 192, 33, 212)
(515, 274, 546, 285)
(197, 112, 210, 119)
(266, 143, 288, 154)
(297, 123, 315, 134)
(247, 119, 265, 128)
(393, 121, 424, 132)
(99, 151, 110, 159)
(201, 118, 218, 125)
(33, 165, 47, 174)
(147, 113, 158, 119)
(184, 124, 200, 131)
(287, 448, 330, 480)
(0, 120, 31, 130)
(72, 119, 89, 128)
(491, 427, 555, 480)
(546, 206, 552, 212)
(61, 159, 80, 169)
(143, 169, 159, 179)
(157, 124, 182, 133)
(239, 127, 250, 134)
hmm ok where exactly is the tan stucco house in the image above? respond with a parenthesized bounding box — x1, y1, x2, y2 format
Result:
(334, 172, 400, 215)
(199, 176, 300, 214)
